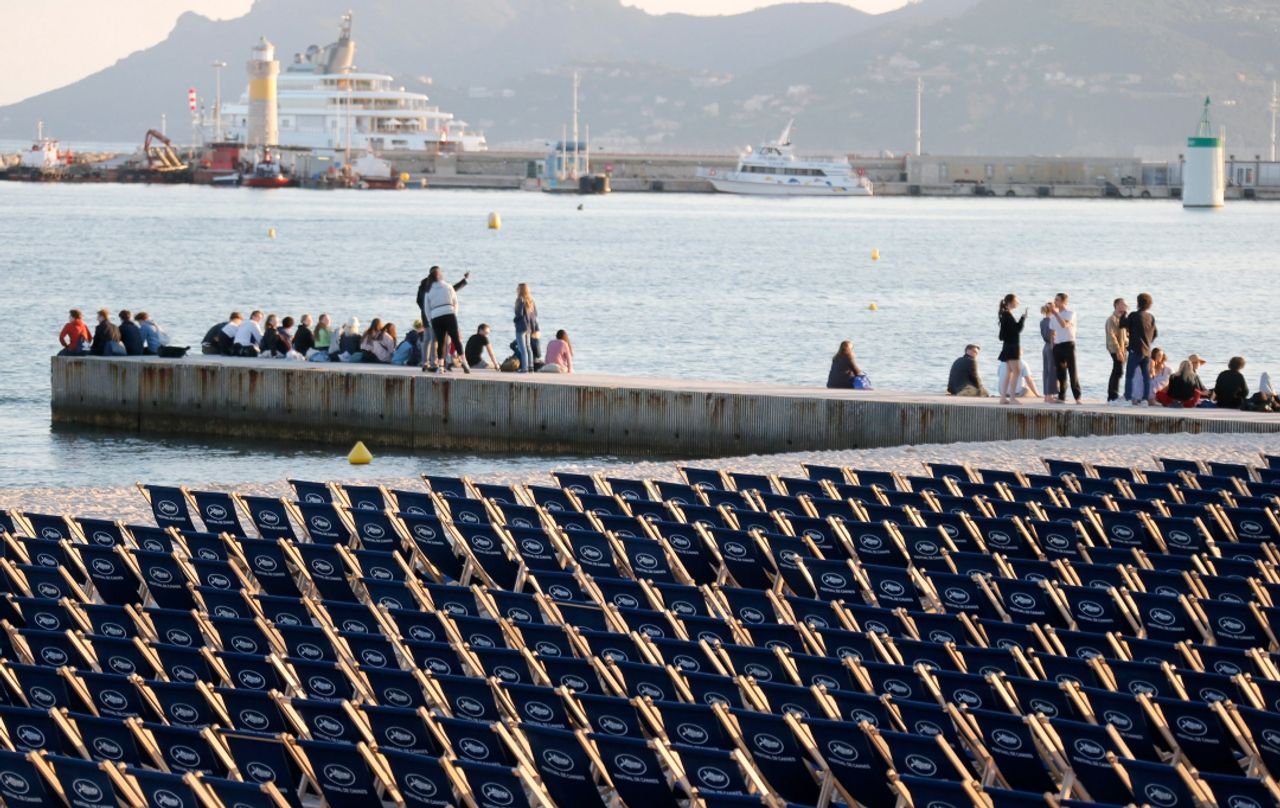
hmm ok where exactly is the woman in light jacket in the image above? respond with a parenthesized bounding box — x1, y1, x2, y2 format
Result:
(423, 266, 471, 373)
(513, 284, 539, 373)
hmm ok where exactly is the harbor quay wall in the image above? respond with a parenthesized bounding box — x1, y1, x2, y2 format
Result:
(51, 357, 1280, 458)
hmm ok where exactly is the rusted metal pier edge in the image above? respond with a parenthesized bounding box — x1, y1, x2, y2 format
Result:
(51, 356, 1280, 458)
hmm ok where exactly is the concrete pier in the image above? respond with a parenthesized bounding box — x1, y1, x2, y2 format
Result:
(51, 356, 1280, 457)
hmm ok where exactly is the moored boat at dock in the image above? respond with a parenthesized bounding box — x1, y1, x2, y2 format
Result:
(242, 149, 292, 188)
(699, 120, 873, 196)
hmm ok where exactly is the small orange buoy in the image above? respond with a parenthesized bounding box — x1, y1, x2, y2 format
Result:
(870, 248, 880, 261)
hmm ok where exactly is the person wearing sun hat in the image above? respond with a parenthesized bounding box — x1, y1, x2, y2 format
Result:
(1158, 354, 1209, 408)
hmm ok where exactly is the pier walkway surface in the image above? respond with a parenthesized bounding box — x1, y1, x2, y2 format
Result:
(51, 356, 1280, 457)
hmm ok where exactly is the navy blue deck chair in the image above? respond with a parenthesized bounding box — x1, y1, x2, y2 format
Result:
(671, 743, 759, 797)
(275, 623, 340, 663)
(796, 558, 860, 603)
(19, 628, 90, 670)
(553, 471, 600, 496)
(377, 748, 454, 808)
(508, 622, 574, 661)
(234, 539, 298, 597)
(1071, 685, 1159, 761)
(432, 674, 501, 722)
(1024, 519, 1088, 560)
(238, 496, 296, 540)
(76, 544, 143, 605)
(216, 688, 288, 733)
(286, 696, 363, 744)
(594, 514, 647, 541)
(992, 577, 1067, 627)
(648, 521, 718, 585)
(128, 768, 206, 808)
(14, 596, 80, 633)
(999, 675, 1074, 720)
(357, 704, 442, 756)
(216, 651, 284, 692)
(0, 510, 15, 536)
(1175, 668, 1235, 705)
(1208, 460, 1255, 481)
(879, 730, 977, 785)
(749, 680, 828, 720)
(478, 587, 541, 625)
(647, 637, 719, 676)
(724, 708, 821, 804)
(856, 660, 923, 701)
(1113, 757, 1202, 808)
(9, 562, 83, 601)
(489, 502, 543, 530)
(1057, 584, 1129, 634)
(217, 731, 303, 805)
(455, 526, 520, 589)
(126, 524, 176, 553)
(625, 499, 670, 523)
(603, 477, 653, 502)
(591, 734, 686, 808)
(471, 646, 536, 685)
(145, 721, 231, 774)
(861, 563, 925, 610)
(451, 759, 537, 808)
(21, 512, 74, 542)
(544, 508, 598, 535)
(524, 485, 577, 514)
(76, 603, 134, 640)
(1044, 716, 1134, 803)
(140, 485, 197, 532)
(648, 480, 699, 507)
(496, 681, 569, 728)
(197, 778, 295, 808)
(132, 550, 196, 610)
(43, 754, 129, 806)
(968, 708, 1058, 793)
(346, 509, 400, 551)
(422, 474, 471, 499)
(520, 724, 608, 808)
(0, 704, 71, 755)
(432, 715, 516, 765)
(439, 495, 493, 528)
(293, 738, 383, 808)
(1126, 592, 1202, 645)
(387, 488, 436, 516)
(62, 711, 145, 764)
(75, 517, 128, 548)
(840, 521, 909, 566)
(1198, 598, 1269, 649)
(340, 484, 387, 511)
(175, 531, 230, 562)
(571, 691, 644, 738)
(251, 593, 310, 628)
(286, 657, 360, 701)
(398, 512, 464, 582)
(1144, 695, 1241, 774)
(291, 543, 357, 602)
(77, 669, 156, 720)
(1220, 506, 1280, 543)
(682, 669, 748, 709)
(804, 626, 880, 664)
(585, 576, 644, 614)
(677, 467, 727, 492)
(642, 699, 730, 751)
(149, 643, 213, 685)
(1199, 771, 1280, 808)
(287, 480, 332, 504)
(797, 717, 897, 808)
(773, 476, 829, 500)
(607, 660, 683, 703)
(576, 493, 631, 520)
(614, 536, 680, 584)
(362, 666, 429, 710)
(970, 517, 1040, 560)
(800, 463, 848, 484)
(90, 636, 153, 679)
(187, 490, 245, 536)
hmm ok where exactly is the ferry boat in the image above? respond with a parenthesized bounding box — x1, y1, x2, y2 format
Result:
(6, 122, 73, 180)
(699, 120, 873, 196)
(220, 13, 486, 154)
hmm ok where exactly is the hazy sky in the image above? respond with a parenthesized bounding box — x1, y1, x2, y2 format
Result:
(0, 0, 909, 106)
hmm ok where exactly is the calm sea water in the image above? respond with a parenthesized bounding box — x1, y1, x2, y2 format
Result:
(1, 183, 1276, 489)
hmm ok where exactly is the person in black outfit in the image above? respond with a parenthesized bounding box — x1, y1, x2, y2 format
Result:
(826, 341, 863, 388)
(996, 293, 1026, 404)
(1213, 356, 1250, 408)
(947, 344, 988, 397)
(293, 314, 315, 356)
(118, 310, 143, 356)
(90, 308, 124, 356)
(1124, 293, 1157, 404)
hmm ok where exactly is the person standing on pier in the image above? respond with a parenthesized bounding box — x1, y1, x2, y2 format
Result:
(1124, 293, 1157, 405)
(423, 266, 471, 373)
(1104, 298, 1128, 405)
(514, 284, 539, 373)
(1039, 304, 1057, 403)
(996, 294, 1026, 405)
(1049, 293, 1081, 404)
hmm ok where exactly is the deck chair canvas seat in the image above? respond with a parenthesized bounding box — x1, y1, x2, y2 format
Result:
(519, 724, 609, 808)
(588, 733, 684, 808)
(1110, 757, 1205, 808)
(0, 748, 53, 807)
(792, 715, 896, 808)
(40, 753, 132, 808)
(291, 738, 384, 808)
(722, 708, 822, 804)
(0, 704, 72, 755)
(398, 512, 466, 582)
(377, 748, 456, 808)
(876, 727, 975, 782)
(140, 485, 199, 532)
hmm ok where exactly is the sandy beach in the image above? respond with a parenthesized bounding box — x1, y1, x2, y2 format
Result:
(3, 431, 1277, 526)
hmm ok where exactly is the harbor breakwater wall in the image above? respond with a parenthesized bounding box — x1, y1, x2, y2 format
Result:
(50, 357, 1280, 457)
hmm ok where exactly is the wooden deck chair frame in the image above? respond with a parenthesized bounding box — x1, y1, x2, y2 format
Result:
(191, 681, 236, 728)
(1136, 691, 1221, 772)
(124, 716, 239, 775)
(1032, 712, 1136, 801)
(939, 702, 1004, 788)
(780, 712, 856, 808)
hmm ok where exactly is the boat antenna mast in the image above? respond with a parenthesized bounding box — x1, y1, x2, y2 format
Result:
(1270, 80, 1277, 163)
(572, 70, 581, 180)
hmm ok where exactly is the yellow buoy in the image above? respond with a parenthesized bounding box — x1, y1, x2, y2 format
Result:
(348, 441, 373, 465)
(267, 227, 277, 239)
(399, 172, 410, 182)
(868, 302, 878, 311)
(870, 248, 880, 261)
(488, 212, 501, 230)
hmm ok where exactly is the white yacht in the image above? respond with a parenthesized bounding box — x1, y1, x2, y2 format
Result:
(699, 120, 872, 196)
(220, 13, 486, 153)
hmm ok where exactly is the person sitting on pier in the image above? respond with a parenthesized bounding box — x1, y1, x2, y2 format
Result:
(466, 324, 500, 370)
(361, 320, 396, 364)
(90, 308, 126, 357)
(1157, 354, 1209, 408)
(259, 314, 286, 357)
(826, 341, 864, 389)
(118, 310, 144, 356)
(392, 320, 426, 366)
(58, 309, 92, 356)
(540, 330, 574, 373)
(136, 312, 170, 355)
(334, 316, 363, 360)
(947, 344, 989, 397)
(234, 310, 265, 356)
(293, 314, 315, 357)
(1213, 356, 1250, 409)
(309, 313, 332, 361)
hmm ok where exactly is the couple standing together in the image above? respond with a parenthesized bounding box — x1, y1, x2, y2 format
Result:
(997, 293, 1083, 404)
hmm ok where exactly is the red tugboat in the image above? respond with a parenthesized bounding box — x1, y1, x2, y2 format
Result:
(242, 149, 293, 188)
